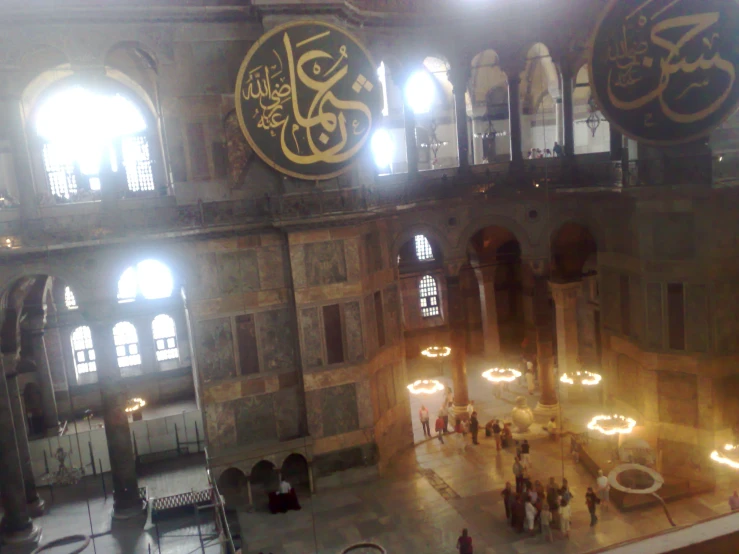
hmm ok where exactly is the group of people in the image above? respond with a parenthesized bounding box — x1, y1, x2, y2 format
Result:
(527, 142, 564, 159)
(419, 397, 490, 447)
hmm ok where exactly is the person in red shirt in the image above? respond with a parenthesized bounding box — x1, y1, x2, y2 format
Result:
(456, 528, 473, 554)
(435, 414, 445, 443)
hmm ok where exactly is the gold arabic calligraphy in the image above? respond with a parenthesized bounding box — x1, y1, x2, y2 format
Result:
(605, 0, 736, 125)
(241, 28, 374, 167)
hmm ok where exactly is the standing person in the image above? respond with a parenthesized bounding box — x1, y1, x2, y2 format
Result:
(435, 413, 445, 444)
(546, 478, 560, 529)
(596, 469, 610, 510)
(559, 498, 572, 538)
(419, 405, 430, 438)
(513, 457, 524, 493)
(467, 400, 475, 418)
(540, 503, 553, 542)
(439, 403, 449, 434)
(501, 482, 514, 522)
(456, 528, 473, 554)
(470, 411, 480, 445)
(585, 487, 600, 526)
(525, 497, 537, 534)
(546, 416, 558, 440)
(553, 141, 563, 157)
(525, 368, 535, 395)
(513, 495, 526, 533)
(729, 491, 739, 511)
(493, 419, 502, 451)
(521, 439, 531, 467)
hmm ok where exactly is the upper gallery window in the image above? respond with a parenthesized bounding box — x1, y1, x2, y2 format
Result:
(419, 275, 440, 317)
(118, 259, 174, 303)
(414, 234, 434, 261)
(64, 286, 78, 310)
(152, 314, 179, 361)
(35, 86, 157, 203)
(70, 326, 96, 376)
(113, 321, 142, 368)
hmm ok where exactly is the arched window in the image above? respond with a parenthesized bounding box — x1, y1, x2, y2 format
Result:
(64, 286, 78, 310)
(152, 314, 179, 361)
(414, 235, 434, 261)
(117, 259, 173, 303)
(419, 275, 440, 317)
(35, 86, 157, 203)
(70, 326, 96, 376)
(113, 321, 141, 368)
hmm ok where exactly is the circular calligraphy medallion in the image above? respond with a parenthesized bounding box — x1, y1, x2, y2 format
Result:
(589, 0, 739, 145)
(235, 21, 383, 180)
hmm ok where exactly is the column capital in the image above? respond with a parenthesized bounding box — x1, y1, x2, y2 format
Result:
(447, 59, 472, 93)
(526, 259, 550, 278)
(444, 259, 466, 279)
(549, 279, 582, 303)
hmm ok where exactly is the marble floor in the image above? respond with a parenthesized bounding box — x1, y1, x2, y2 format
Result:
(9, 356, 738, 553)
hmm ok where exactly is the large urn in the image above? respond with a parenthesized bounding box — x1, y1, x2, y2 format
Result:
(511, 396, 534, 433)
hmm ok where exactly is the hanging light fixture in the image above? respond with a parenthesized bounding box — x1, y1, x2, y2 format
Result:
(407, 379, 445, 395)
(587, 414, 636, 436)
(710, 444, 739, 470)
(560, 370, 602, 386)
(482, 367, 522, 383)
(421, 346, 451, 358)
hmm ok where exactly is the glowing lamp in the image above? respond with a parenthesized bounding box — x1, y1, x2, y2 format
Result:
(587, 414, 636, 436)
(421, 346, 451, 358)
(482, 367, 522, 383)
(125, 398, 146, 413)
(407, 379, 445, 395)
(560, 371, 602, 386)
(710, 444, 739, 470)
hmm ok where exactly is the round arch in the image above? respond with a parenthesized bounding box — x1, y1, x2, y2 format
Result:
(391, 223, 451, 265)
(217, 467, 249, 510)
(250, 459, 277, 490)
(104, 41, 160, 75)
(281, 453, 310, 488)
(550, 221, 598, 281)
(456, 215, 534, 259)
(0, 268, 88, 311)
(548, 212, 605, 252)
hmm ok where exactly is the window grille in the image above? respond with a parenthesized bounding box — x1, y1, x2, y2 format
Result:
(419, 275, 440, 317)
(71, 326, 96, 376)
(152, 314, 179, 362)
(122, 135, 155, 192)
(113, 321, 141, 368)
(64, 286, 78, 310)
(414, 235, 434, 261)
(43, 143, 78, 199)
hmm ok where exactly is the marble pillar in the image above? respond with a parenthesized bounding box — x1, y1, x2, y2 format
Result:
(475, 265, 501, 359)
(449, 62, 471, 171)
(551, 280, 582, 378)
(24, 317, 59, 435)
(0, 357, 40, 545)
(561, 63, 575, 158)
(90, 322, 146, 519)
(3, 355, 44, 517)
(507, 75, 523, 166)
(403, 95, 418, 175)
(532, 274, 558, 416)
(446, 275, 470, 417)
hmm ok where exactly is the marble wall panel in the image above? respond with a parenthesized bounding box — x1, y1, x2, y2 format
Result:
(344, 301, 364, 363)
(235, 314, 259, 375)
(629, 275, 643, 342)
(345, 238, 361, 282)
(305, 390, 323, 437)
(235, 394, 277, 446)
(304, 240, 347, 286)
(616, 354, 644, 415)
(240, 250, 261, 292)
(383, 285, 401, 344)
(257, 307, 295, 373)
(363, 294, 377, 358)
(300, 307, 324, 369)
(195, 252, 219, 299)
(646, 283, 664, 349)
(660, 440, 712, 484)
(290, 245, 307, 289)
(356, 379, 374, 429)
(216, 250, 259, 294)
(600, 270, 621, 333)
(685, 284, 709, 353)
(272, 387, 303, 441)
(257, 246, 286, 291)
(713, 283, 739, 354)
(196, 317, 236, 381)
(658, 371, 698, 427)
(205, 401, 236, 450)
(321, 383, 360, 437)
(652, 213, 695, 260)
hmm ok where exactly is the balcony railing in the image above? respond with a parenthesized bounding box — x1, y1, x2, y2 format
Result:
(0, 152, 732, 251)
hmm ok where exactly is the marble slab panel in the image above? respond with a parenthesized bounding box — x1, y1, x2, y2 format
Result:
(300, 307, 324, 369)
(195, 317, 236, 382)
(304, 240, 347, 286)
(321, 383, 360, 437)
(257, 245, 287, 291)
(272, 387, 303, 441)
(344, 301, 364, 363)
(257, 307, 296, 373)
(235, 394, 277, 446)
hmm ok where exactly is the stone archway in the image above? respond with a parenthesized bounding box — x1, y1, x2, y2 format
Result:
(249, 459, 277, 512)
(217, 467, 249, 511)
(281, 453, 310, 492)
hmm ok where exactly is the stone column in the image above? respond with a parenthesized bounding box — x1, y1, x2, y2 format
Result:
(530, 268, 558, 416)
(610, 127, 623, 161)
(561, 62, 575, 158)
(446, 274, 470, 417)
(449, 61, 471, 171)
(135, 316, 157, 373)
(403, 91, 419, 175)
(24, 316, 59, 435)
(507, 75, 524, 166)
(550, 281, 582, 378)
(3, 355, 44, 517)
(475, 265, 501, 359)
(89, 322, 145, 519)
(0, 357, 40, 545)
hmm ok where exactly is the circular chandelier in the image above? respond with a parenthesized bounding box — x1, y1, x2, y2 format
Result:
(560, 370, 602, 386)
(587, 414, 636, 436)
(710, 444, 739, 470)
(421, 346, 451, 358)
(482, 367, 522, 383)
(407, 379, 445, 395)
(125, 398, 146, 413)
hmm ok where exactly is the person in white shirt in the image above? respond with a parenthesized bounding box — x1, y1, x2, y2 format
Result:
(279, 479, 291, 495)
(466, 400, 474, 417)
(596, 469, 610, 510)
